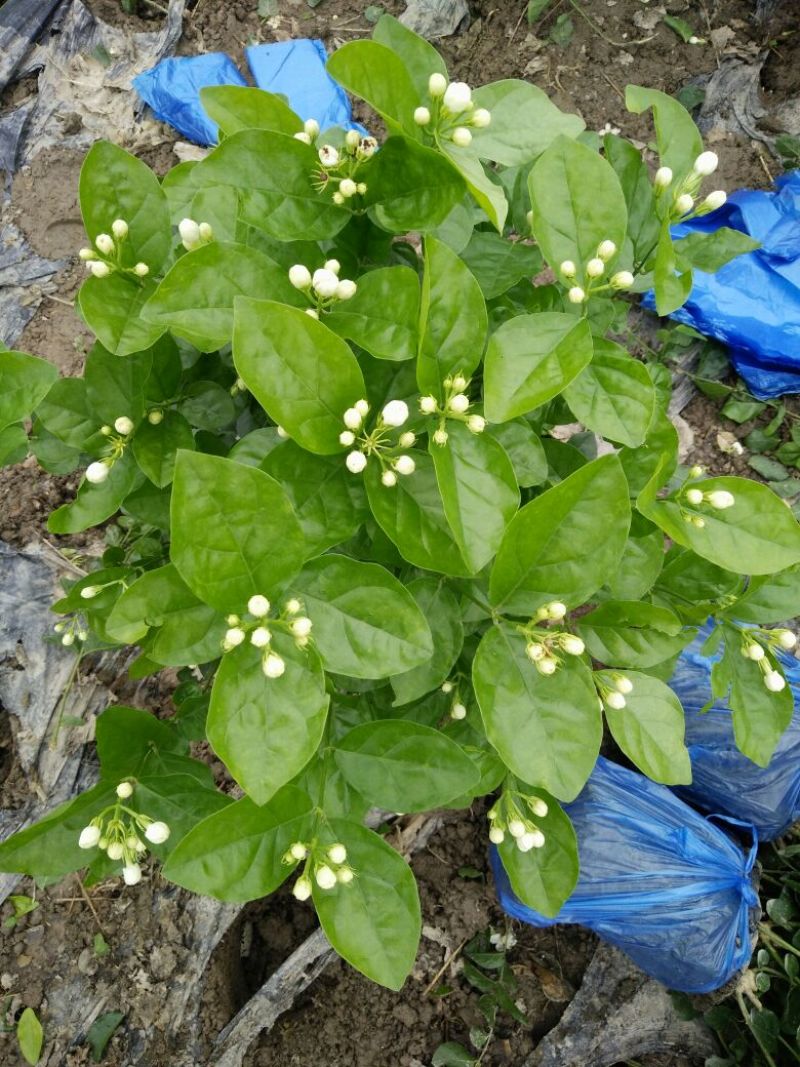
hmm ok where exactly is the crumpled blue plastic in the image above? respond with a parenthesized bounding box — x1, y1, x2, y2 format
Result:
(670, 622, 800, 840)
(492, 757, 759, 993)
(643, 172, 800, 399)
(133, 53, 247, 146)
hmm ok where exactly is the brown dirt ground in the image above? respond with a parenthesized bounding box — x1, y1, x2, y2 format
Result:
(2, 0, 799, 1065)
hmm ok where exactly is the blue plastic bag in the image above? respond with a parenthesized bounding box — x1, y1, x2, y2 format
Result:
(670, 623, 800, 840)
(492, 757, 758, 992)
(133, 53, 246, 146)
(644, 172, 800, 399)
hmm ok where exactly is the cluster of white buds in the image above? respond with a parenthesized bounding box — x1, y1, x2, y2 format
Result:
(523, 628, 585, 676)
(77, 780, 170, 886)
(222, 595, 313, 679)
(53, 617, 88, 647)
(313, 131, 376, 203)
(596, 672, 634, 711)
(415, 74, 491, 149)
(487, 791, 548, 852)
(681, 471, 735, 528)
(419, 373, 485, 446)
(292, 117, 321, 145)
(78, 218, 149, 279)
(740, 628, 796, 693)
(440, 679, 467, 720)
(559, 240, 633, 304)
(285, 840, 355, 900)
(659, 151, 726, 221)
(289, 259, 357, 316)
(178, 217, 214, 252)
(83, 414, 138, 485)
(340, 398, 417, 487)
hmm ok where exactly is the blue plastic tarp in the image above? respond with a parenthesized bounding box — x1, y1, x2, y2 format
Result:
(644, 172, 800, 399)
(670, 622, 800, 840)
(492, 757, 758, 992)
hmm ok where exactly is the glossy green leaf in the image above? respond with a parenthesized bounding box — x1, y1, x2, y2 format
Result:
(391, 579, 464, 705)
(85, 342, 152, 426)
(233, 298, 366, 454)
(470, 79, 584, 165)
(79, 274, 165, 358)
(0, 351, 58, 432)
(132, 411, 194, 487)
(563, 340, 656, 447)
(625, 85, 703, 176)
(326, 40, 420, 137)
(48, 451, 140, 534)
(673, 228, 760, 274)
(95, 704, 185, 779)
(131, 773, 232, 857)
(604, 133, 660, 267)
(439, 143, 508, 232)
(460, 231, 542, 300)
(487, 419, 547, 487)
(200, 85, 302, 137)
(35, 378, 95, 449)
(496, 792, 578, 917)
(607, 522, 665, 600)
(578, 601, 694, 668)
(171, 451, 306, 612)
(653, 216, 692, 316)
(372, 14, 447, 96)
(178, 381, 236, 432)
(366, 136, 466, 232)
(0, 424, 28, 467)
(327, 266, 419, 362)
(728, 564, 800, 624)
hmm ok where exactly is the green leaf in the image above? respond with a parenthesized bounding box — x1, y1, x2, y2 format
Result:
(673, 228, 760, 273)
(460, 231, 542, 300)
(563, 340, 656, 447)
(496, 792, 578, 916)
(417, 236, 487, 397)
(36, 378, 95, 449)
(178, 381, 236, 432)
(473, 626, 602, 800)
(484, 313, 593, 422)
(653, 216, 692, 316)
(48, 451, 140, 534)
(196, 130, 348, 241)
(662, 14, 697, 43)
(714, 634, 793, 766)
(487, 419, 547, 487)
(489, 454, 631, 614)
(431, 422, 519, 573)
(17, 1007, 43, 1066)
(79, 141, 170, 272)
(312, 817, 421, 990)
(625, 85, 703, 176)
(163, 786, 314, 901)
(0, 351, 58, 431)
(470, 80, 584, 166)
(200, 85, 302, 137)
(86, 1011, 124, 1062)
(95, 704, 185, 779)
(79, 274, 165, 357)
(334, 720, 479, 811)
(207, 637, 328, 804)
(432, 1043, 476, 1067)
(233, 299, 366, 454)
(171, 451, 306, 612)
(143, 242, 301, 352)
(327, 266, 419, 361)
(597, 670, 692, 783)
(578, 601, 694, 668)
(603, 134, 660, 268)
(607, 522, 665, 600)
(85, 342, 152, 426)
(131, 773, 232, 856)
(729, 563, 800, 624)
(0, 424, 28, 467)
(132, 411, 194, 487)
(439, 142, 508, 233)
(638, 469, 800, 576)
(365, 451, 470, 576)
(292, 554, 433, 678)
(549, 12, 574, 45)
(528, 136, 627, 273)
(326, 40, 420, 137)
(391, 579, 464, 705)
(366, 136, 466, 233)
(372, 14, 447, 96)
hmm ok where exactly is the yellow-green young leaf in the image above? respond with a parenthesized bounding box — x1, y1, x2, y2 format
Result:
(578, 601, 694, 669)
(200, 85, 303, 137)
(417, 237, 487, 398)
(563, 340, 656, 448)
(528, 136, 627, 273)
(489, 454, 631, 615)
(207, 637, 329, 805)
(326, 40, 422, 138)
(163, 786, 314, 901)
(327, 266, 420, 362)
(292, 554, 433, 678)
(625, 85, 703, 177)
(638, 468, 800, 576)
(473, 626, 602, 801)
(596, 670, 692, 784)
(0, 351, 58, 432)
(391, 578, 464, 706)
(312, 818, 421, 990)
(233, 299, 366, 455)
(470, 79, 585, 166)
(484, 313, 593, 422)
(334, 720, 479, 811)
(170, 451, 306, 612)
(438, 141, 508, 233)
(17, 1007, 43, 1066)
(496, 792, 578, 917)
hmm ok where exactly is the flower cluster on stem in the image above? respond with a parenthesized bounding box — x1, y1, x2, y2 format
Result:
(441, 679, 467, 720)
(78, 218, 149, 279)
(340, 398, 417, 487)
(652, 151, 727, 223)
(558, 240, 633, 305)
(285, 839, 355, 900)
(221, 595, 313, 679)
(487, 789, 548, 851)
(514, 601, 586, 677)
(595, 672, 634, 711)
(679, 466, 736, 528)
(312, 130, 376, 204)
(77, 780, 171, 886)
(414, 74, 491, 149)
(178, 217, 214, 252)
(419, 373, 485, 445)
(83, 413, 137, 486)
(739, 627, 795, 693)
(288, 259, 357, 316)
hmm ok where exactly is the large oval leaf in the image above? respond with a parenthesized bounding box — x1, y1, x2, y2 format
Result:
(471, 80, 584, 166)
(327, 266, 419, 362)
(563, 340, 656, 448)
(578, 601, 694, 669)
(391, 579, 464, 706)
(0, 351, 58, 432)
(200, 85, 302, 137)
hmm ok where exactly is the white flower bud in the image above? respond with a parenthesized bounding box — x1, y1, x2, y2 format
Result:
(358, 136, 378, 158)
(123, 864, 143, 886)
(548, 602, 567, 620)
(276, 425, 289, 439)
(263, 652, 286, 679)
(315, 864, 337, 890)
(304, 118, 320, 138)
(614, 675, 634, 695)
(530, 798, 548, 818)
(382, 470, 398, 487)
(398, 431, 416, 448)
(335, 279, 357, 300)
(568, 286, 586, 304)
(692, 516, 706, 529)
(290, 842, 308, 861)
(116, 781, 134, 799)
(345, 129, 361, 149)
(291, 616, 313, 638)
(519, 830, 545, 851)
(693, 150, 719, 176)
(80, 586, 99, 600)
(224, 627, 246, 648)
(305, 308, 319, 319)
(471, 108, 491, 128)
(428, 72, 447, 97)
(707, 489, 735, 510)
(79, 247, 97, 260)
(346, 450, 367, 473)
(357, 182, 367, 195)
(95, 233, 114, 255)
(145, 821, 170, 844)
(611, 271, 634, 289)
(79, 825, 101, 849)
(112, 219, 128, 239)
(337, 866, 354, 884)
(339, 178, 357, 199)
(703, 190, 727, 211)
(339, 430, 356, 446)
(508, 819, 526, 838)
(561, 634, 585, 656)
(537, 657, 558, 676)
(394, 454, 416, 476)
(654, 166, 673, 189)
(293, 876, 312, 901)
(765, 670, 786, 693)
(675, 193, 694, 216)
(285, 599, 301, 615)
(775, 630, 797, 650)
(134, 262, 150, 277)
(466, 414, 486, 434)
(448, 393, 470, 414)
(443, 81, 472, 113)
(605, 691, 626, 710)
(414, 106, 431, 126)
(451, 127, 472, 147)
(382, 400, 409, 427)
(289, 264, 312, 289)
(106, 841, 124, 861)
(433, 428, 449, 446)
(745, 642, 765, 661)
(328, 844, 347, 865)
(294, 132, 312, 145)
(114, 416, 134, 435)
(441, 681, 454, 694)
(85, 461, 109, 484)
(489, 826, 505, 844)
(355, 399, 370, 417)
(450, 702, 467, 720)
(526, 642, 546, 662)
(688, 465, 704, 478)
(251, 627, 272, 648)
(62, 633, 75, 647)
(586, 258, 605, 278)
(89, 261, 111, 278)
(198, 221, 212, 241)
(597, 240, 616, 261)
(147, 409, 163, 425)
(419, 395, 438, 415)
(560, 260, 576, 277)
(248, 594, 270, 617)
(179, 218, 201, 249)
(319, 145, 340, 167)
(312, 268, 340, 298)
(343, 407, 363, 430)
(322, 259, 341, 276)
(686, 488, 704, 505)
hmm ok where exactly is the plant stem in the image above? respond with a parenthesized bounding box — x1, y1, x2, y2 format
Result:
(735, 988, 778, 1067)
